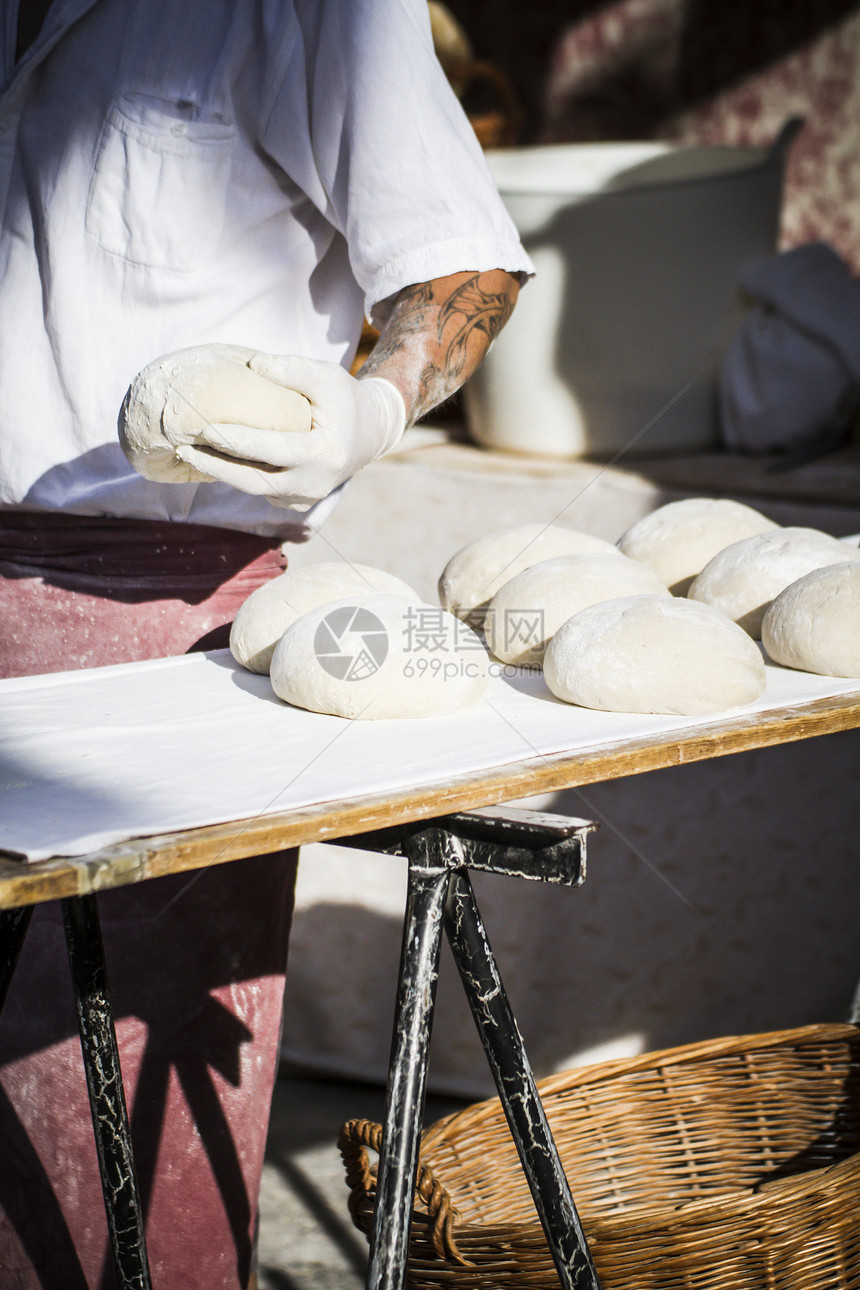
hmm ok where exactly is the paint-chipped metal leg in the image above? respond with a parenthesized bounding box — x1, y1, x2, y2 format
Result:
(366, 845, 451, 1290)
(445, 868, 602, 1290)
(0, 905, 33, 1015)
(61, 895, 152, 1290)
(338, 810, 597, 1290)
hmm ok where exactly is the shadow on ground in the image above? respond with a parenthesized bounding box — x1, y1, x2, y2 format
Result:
(258, 1071, 468, 1290)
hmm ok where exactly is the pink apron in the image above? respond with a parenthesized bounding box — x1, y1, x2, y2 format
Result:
(0, 511, 299, 1290)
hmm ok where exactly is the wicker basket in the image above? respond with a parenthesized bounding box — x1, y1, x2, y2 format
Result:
(340, 1024, 860, 1289)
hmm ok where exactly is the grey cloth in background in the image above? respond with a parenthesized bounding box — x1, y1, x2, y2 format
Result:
(720, 242, 860, 456)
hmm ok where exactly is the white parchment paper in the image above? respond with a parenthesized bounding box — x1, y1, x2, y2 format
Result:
(1, 649, 857, 861)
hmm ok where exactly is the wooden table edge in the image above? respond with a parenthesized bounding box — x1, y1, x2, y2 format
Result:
(2, 689, 858, 909)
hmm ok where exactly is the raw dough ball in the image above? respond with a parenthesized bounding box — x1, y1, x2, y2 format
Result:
(230, 563, 420, 674)
(118, 343, 311, 485)
(688, 527, 860, 638)
(270, 595, 489, 719)
(544, 595, 766, 716)
(761, 562, 860, 677)
(439, 524, 622, 627)
(485, 553, 669, 666)
(617, 498, 778, 594)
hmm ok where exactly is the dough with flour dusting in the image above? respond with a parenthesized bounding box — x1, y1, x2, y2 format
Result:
(761, 562, 860, 677)
(688, 527, 860, 637)
(617, 498, 778, 594)
(270, 594, 488, 719)
(544, 595, 766, 715)
(439, 524, 622, 628)
(485, 553, 668, 666)
(118, 344, 311, 485)
(230, 563, 420, 674)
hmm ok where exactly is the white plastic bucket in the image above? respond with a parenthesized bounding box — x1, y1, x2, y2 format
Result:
(465, 121, 800, 459)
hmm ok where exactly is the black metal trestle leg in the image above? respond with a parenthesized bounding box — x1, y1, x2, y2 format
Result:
(348, 809, 601, 1290)
(365, 851, 451, 1290)
(61, 894, 153, 1290)
(0, 905, 33, 1014)
(445, 868, 601, 1290)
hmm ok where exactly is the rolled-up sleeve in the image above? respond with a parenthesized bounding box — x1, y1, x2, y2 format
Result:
(262, 0, 533, 324)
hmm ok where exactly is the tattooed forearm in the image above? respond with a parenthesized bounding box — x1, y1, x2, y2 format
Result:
(358, 282, 435, 372)
(357, 269, 519, 427)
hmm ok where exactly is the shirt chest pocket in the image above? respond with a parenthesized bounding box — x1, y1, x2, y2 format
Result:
(86, 93, 235, 273)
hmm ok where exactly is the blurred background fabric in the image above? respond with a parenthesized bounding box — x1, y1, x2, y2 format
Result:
(445, 0, 860, 272)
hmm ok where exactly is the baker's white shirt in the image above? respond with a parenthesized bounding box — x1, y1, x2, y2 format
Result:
(0, 0, 531, 536)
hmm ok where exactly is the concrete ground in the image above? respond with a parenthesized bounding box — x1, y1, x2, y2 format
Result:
(257, 1069, 467, 1290)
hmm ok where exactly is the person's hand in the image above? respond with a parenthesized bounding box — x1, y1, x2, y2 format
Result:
(118, 344, 313, 488)
(174, 354, 406, 507)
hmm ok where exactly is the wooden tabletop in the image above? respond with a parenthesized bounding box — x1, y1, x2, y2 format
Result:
(2, 685, 858, 912)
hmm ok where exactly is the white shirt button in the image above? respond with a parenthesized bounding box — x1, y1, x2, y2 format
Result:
(170, 122, 187, 137)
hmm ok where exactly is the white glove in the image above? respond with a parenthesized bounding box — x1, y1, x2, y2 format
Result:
(174, 354, 407, 507)
(118, 344, 313, 487)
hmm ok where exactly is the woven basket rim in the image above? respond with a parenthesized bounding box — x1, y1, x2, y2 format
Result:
(420, 1023, 860, 1151)
(512, 1022, 856, 1093)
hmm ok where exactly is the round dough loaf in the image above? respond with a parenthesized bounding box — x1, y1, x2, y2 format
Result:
(118, 343, 312, 485)
(761, 562, 860, 677)
(485, 553, 669, 666)
(439, 524, 622, 627)
(270, 594, 488, 719)
(544, 595, 766, 716)
(230, 563, 420, 674)
(688, 527, 860, 638)
(617, 498, 778, 594)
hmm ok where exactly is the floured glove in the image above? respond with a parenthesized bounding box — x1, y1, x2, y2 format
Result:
(173, 353, 406, 507)
(118, 344, 313, 488)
